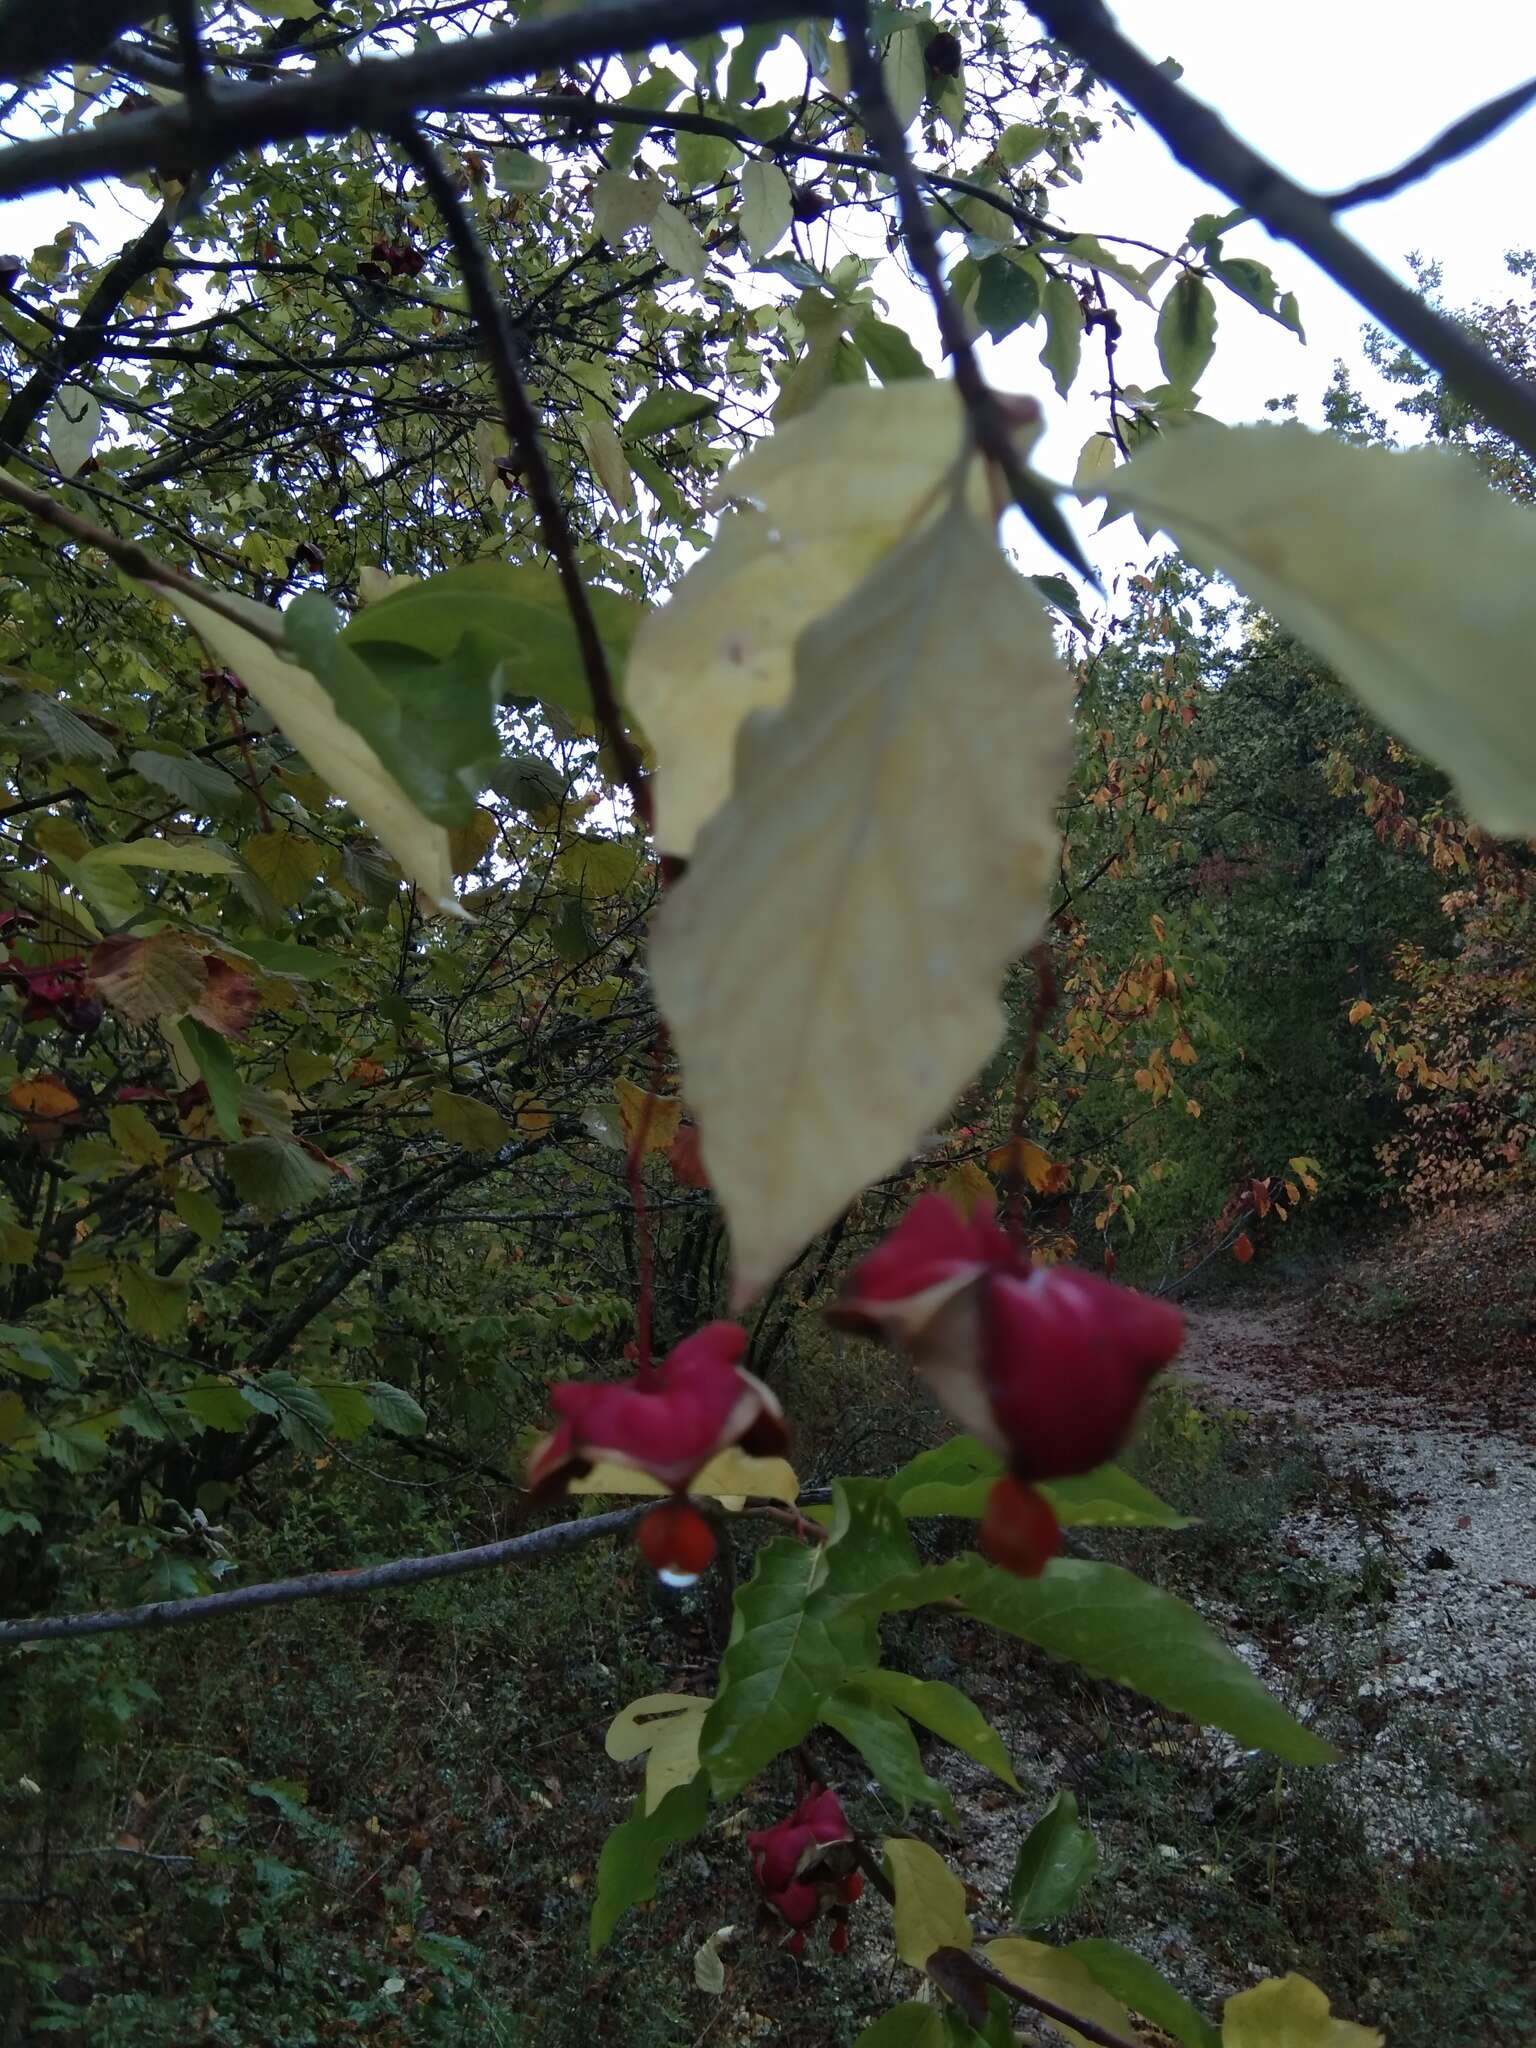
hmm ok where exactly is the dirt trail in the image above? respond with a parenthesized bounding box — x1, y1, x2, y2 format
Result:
(1176, 1294, 1536, 1855)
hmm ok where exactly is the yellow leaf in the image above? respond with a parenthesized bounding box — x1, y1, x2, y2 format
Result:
(614, 1078, 683, 1156)
(1100, 424, 1536, 838)
(448, 806, 498, 876)
(569, 1446, 800, 1504)
(8, 1077, 78, 1120)
(984, 1138, 1054, 1191)
(883, 1836, 971, 1968)
(604, 1693, 710, 1814)
(982, 1941, 1135, 2048)
(940, 1160, 995, 1218)
(511, 1092, 550, 1134)
(651, 500, 1071, 1303)
(153, 585, 457, 909)
(1348, 1000, 1372, 1025)
(430, 1088, 512, 1155)
(108, 1102, 168, 1167)
(578, 413, 635, 515)
(1222, 1974, 1383, 2048)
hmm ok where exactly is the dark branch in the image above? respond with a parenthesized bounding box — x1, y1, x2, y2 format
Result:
(1327, 74, 1536, 211)
(395, 124, 651, 831)
(0, 1504, 651, 1643)
(1029, 0, 1536, 465)
(0, 0, 801, 201)
(928, 1946, 1146, 2048)
(838, 0, 1093, 579)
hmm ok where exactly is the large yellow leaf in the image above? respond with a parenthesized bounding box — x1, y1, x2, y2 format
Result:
(1098, 423, 1536, 838)
(568, 1445, 799, 1504)
(154, 587, 458, 908)
(604, 1693, 710, 1814)
(1223, 1975, 1383, 2048)
(883, 1836, 972, 1968)
(982, 1940, 1135, 2048)
(650, 500, 1071, 1303)
(614, 1078, 683, 1156)
(628, 383, 1039, 856)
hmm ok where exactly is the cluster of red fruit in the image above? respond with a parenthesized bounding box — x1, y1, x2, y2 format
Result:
(748, 1785, 863, 1956)
(526, 1190, 1185, 1585)
(358, 235, 424, 284)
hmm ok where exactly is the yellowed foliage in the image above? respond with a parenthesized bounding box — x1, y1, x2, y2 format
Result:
(652, 500, 1071, 1303)
(984, 1137, 1054, 1190)
(603, 1694, 710, 1815)
(983, 1940, 1135, 2048)
(569, 1446, 799, 1505)
(156, 585, 457, 908)
(1222, 1974, 1383, 2048)
(883, 1836, 971, 1968)
(614, 1077, 683, 1156)
(1101, 424, 1536, 838)
(939, 1160, 995, 1218)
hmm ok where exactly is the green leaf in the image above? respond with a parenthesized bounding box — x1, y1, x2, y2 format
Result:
(626, 389, 719, 438)
(81, 837, 238, 875)
(823, 1476, 921, 1597)
(1009, 1790, 1098, 1927)
(182, 1379, 256, 1433)
(699, 1539, 851, 1797)
(1031, 573, 1091, 637)
(237, 939, 345, 980)
(853, 312, 931, 383)
(1207, 254, 1303, 335)
(119, 1265, 187, 1341)
(854, 2007, 946, 2048)
(10, 689, 116, 764)
(882, 26, 926, 129)
(318, 1383, 374, 1440)
(838, 1668, 1018, 1788)
(363, 1381, 427, 1436)
(1069, 1940, 1221, 2048)
(224, 1137, 334, 1217)
(494, 148, 550, 192)
(821, 1684, 955, 1819)
(430, 1088, 512, 1155)
(343, 562, 637, 724)
(957, 1556, 1335, 1763)
(1101, 424, 1536, 838)
(650, 199, 709, 280)
(590, 1775, 709, 1953)
(739, 159, 792, 263)
(246, 1370, 333, 1451)
(0, 1324, 75, 1385)
(554, 835, 638, 898)
(285, 595, 498, 832)
(129, 748, 249, 820)
(1039, 276, 1084, 398)
(1042, 235, 1154, 302)
(884, 1836, 972, 1968)
(974, 255, 1039, 343)
(1155, 273, 1218, 394)
(174, 1186, 223, 1244)
(1041, 1466, 1192, 1530)
(180, 1017, 242, 1140)
(886, 1435, 1001, 1514)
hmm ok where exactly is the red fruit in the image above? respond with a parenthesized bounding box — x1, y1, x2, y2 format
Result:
(829, 1918, 850, 1955)
(838, 1871, 864, 1904)
(1233, 1233, 1255, 1264)
(924, 29, 963, 74)
(635, 1501, 716, 1584)
(786, 1930, 806, 1957)
(980, 1473, 1062, 1579)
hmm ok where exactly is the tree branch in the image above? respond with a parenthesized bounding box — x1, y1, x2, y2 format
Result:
(395, 125, 651, 830)
(928, 1945, 1147, 2048)
(838, 0, 1093, 579)
(1326, 74, 1536, 211)
(1028, 0, 1536, 464)
(0, 1503, 651, 1643)
(0, 0, 801, 202)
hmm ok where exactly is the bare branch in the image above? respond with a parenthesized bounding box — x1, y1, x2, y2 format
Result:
(395, 125, 652, 830)
(1327, 75, 1536, 211)
(0, 0, 801, 202)
(0, 1504, 651, 1643)
(1029, 0, 1536, 465)
(837, 0, 1093, 579)
(928, 1945, 1147, 2048)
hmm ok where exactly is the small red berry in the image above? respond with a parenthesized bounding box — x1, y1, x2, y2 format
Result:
(829, 1918, 851, 1955)
(786, 1930, 806, 1957)
(980, 1474, 1062, 1579)
(838, 1871, 864, 1904)
(635, 1501, 716, 1585)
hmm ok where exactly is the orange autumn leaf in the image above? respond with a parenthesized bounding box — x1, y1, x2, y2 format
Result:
(1250, 1178, 1272, 1219)
(189, 958, 261, 1035)
(349, 1058, 387, 1084)
(8, 1076, 79, 1120)
(984, 1137, 1054, 1192)
(1348, 999, 1373, 1025)
(615, 1077, 682, 1156)
(1233, 1233, 1255, 1264)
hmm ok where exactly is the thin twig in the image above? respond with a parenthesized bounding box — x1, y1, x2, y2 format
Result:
(1326, 74, 1536, 210)
(929, 1944, 1147, 2048)
(1029, 0, 1536, 464)
(0, 1504, 650, 1643)
(837, 0, 1093, 579)
(394, 125, 651, 832)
